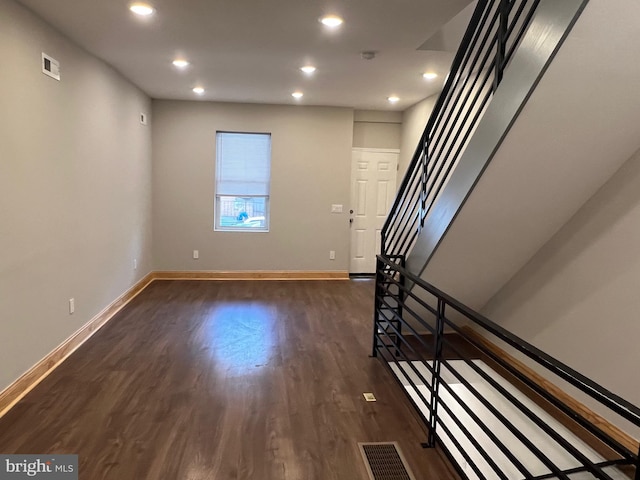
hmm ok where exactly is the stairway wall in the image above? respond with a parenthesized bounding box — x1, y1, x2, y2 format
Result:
(406, 0, 590, 281)
(482, 146, 640, 437)
(419, 0, 640, 310)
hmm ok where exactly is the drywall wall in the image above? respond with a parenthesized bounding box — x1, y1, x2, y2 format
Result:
(152, 100, 353, 271)
(0, 0, 152, 392)
(353, 110, 402, 150)
(482, 146, 640, 434)
(415, 0, 640, 309)
(398, 95, 438, 187)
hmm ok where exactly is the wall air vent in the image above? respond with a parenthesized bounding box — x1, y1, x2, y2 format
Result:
(42, 53, 60, 81)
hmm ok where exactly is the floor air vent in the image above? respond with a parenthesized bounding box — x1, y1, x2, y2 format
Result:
(358, 442, 417, 480)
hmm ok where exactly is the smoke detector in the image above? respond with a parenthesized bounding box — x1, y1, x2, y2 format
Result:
(361, 51, 377, 60)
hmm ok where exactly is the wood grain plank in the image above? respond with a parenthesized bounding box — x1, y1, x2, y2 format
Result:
(0, 272, 155, 419)
(0, 280, 458, 480)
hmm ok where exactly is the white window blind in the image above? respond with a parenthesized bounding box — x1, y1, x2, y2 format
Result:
(215, 132, 271, 196)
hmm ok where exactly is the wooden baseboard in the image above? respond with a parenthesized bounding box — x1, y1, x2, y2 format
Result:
(461, 326, 639, 453)
(0, 272, 155, 419)
(153, 270, 350, 281)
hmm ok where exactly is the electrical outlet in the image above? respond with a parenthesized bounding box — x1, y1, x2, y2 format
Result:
(363, 392, 376, 402)
(329, 250, 336, 260)
(134, 258, 137, 270)
(193, 250, 199, 259)
(69, 298, 75, 315)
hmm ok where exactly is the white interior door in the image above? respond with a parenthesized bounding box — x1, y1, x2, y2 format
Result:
(349, 148, 399, 274)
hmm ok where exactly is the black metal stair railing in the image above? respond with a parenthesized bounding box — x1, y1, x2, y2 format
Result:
(382, 0, 541, 260)
(372, 255, 640, 480)
(372, 0, 640, 478)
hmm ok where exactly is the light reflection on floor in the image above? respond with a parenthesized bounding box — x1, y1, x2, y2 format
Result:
(206, 302, 276, 376)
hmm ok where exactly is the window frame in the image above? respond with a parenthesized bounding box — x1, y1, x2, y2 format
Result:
(214, 131, 271, 233)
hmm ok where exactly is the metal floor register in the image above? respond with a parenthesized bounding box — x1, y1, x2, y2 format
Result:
(358, 442, 417, 480)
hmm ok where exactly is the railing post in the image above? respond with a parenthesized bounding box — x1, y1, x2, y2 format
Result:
(371, 257, 384, 357)
(494, 0, 509, 90)
(393, 256, 406, 356)
(420, 136, 428, 229)
(427, 298, 446, 447)
(381, 227, 387, 258)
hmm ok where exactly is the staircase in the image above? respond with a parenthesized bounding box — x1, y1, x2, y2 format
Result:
(373, 256, 640, 479)
(390, 359, 631, 480)
(375, 0, 640, 478)
(416, 0, 640, 312)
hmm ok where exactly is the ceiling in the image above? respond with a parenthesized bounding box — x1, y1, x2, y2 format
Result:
(17, 0, 473, 110)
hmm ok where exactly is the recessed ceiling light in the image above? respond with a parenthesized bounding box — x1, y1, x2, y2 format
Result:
(173, 59, 190, 69)
(320, 15, 343, 27)
(291, 91, 304, 99)
(388, 96, 400, 103)
(300, 65, 316, 74)
(193, 87, 205, 95)
(129, 2, 155, 16)
(423, 72, 438, 80)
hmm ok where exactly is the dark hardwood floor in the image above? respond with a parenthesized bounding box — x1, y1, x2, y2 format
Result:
(0, 279, 459, 480)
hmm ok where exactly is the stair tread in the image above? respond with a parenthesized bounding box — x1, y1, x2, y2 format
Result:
(389, 360, 629, 480)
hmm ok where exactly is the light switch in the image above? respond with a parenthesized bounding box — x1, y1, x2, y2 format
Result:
(331, 204, 343, 213)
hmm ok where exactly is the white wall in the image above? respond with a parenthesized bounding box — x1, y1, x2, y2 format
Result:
(482, 147, 640, 433)
(152, 100, 353, 271)
(353, 110, 402, 150)
(0, 0, 153, 392)
(398, 95, 438, 187)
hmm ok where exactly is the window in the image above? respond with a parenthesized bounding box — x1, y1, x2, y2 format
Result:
(215, 132, 271, 231)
